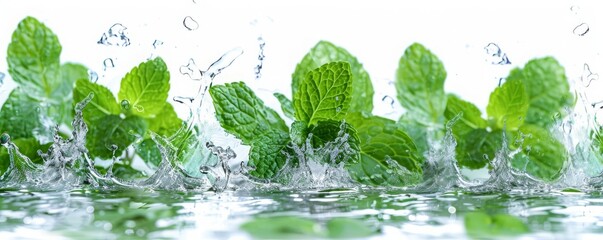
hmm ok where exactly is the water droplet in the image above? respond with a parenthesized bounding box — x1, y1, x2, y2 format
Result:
(497, 77, 505, 87)
(484, 43, 511, 65)
(573, 23, 589, 36)
(336, 107, 341, 113)
(581, 63, 599, 87)
(1, 133, 10, 145)
(152, 40, 164, 49)
(183, 16, 199, 31)
(133, 105, 144, 112)
(97, 23, 130, 47)
(103, 58, 115, 71)
(120, 99, 130, 110)
(335, 96, 339, 101)
(483, 154, 489, 161)
(381, 95, 395, 108)
(180, 58, 203, 80)
(254, 37, 266, 80)
(0, 72, 5, 85)
(570, 5, 580, 14)
(109, 144, 118, 152)
(448, 206, 456, 214)
(88, 70, 98, 83)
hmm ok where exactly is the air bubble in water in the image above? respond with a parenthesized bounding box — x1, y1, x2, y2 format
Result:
(97, 23, 130, 47)
(381, 95, 395, 108)
(180, 59, 203, 80)
(484, 43, 511, 65)
(573, 23, 589, 36)
(120, 99, 130, 111)
(183, 16, 199, 31)
(103, 58, 115, 71)
(88, 70, 98, 83)
(152, 40, 164, 49)
(581, 63, 599, 87)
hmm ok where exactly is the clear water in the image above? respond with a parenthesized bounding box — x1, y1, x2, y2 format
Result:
(1, 188, 603, 239)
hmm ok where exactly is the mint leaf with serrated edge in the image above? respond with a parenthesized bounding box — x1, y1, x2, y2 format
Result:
(294, 61, 352, 125)
(347, 113, 423, 186)
(210, 82, 288, 144)
(148, 103, 182, 137)
(506, 57, 574, 127)
(292, 41, 374, 114)
(118, 58, 170, 118)
(273, 92, 295, 120)
(73, 79, 121, 123)
(395, 43, 447, 123)
(510, 124, 567, 182)
(7, 17, 61, 98)
(248, 130, 291, 179)
(486, 78, 529, 131)
(0, 138, 50, 176)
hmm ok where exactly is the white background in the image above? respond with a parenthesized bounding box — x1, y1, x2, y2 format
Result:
(0, 0, 601, 120)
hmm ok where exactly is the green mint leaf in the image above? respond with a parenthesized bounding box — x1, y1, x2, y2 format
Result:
(210, 82, 288, 145)
(347, 113, 423, 186)
(148, 103, 182, 137)
(510, 124, 567, 182)
(73, 79, 120, 123)
(507, 57, 574, 127)
(241, 216, 323, 239)
(307, 120, 361, 166)
(273, 92, 295, 120)
(455, 129, 503, 169)
(292, 41, 374, 114)
(326, 218, 377, 239)
(486, 78, 529, 130)
(0, 88, 43, 139)
(7, 17, 61, 98)
(294, 61, 352, 125)
(58, 63, 88, 100)
(465, 212, 529, 238)
(395, 43, 447, 123)
(87, 115, 147, 159)
(444, 94, 488, 137)
(248, 130, 291, 179)
(290, 121, 309, 146)
(118, 57, 170, 118)
(0, 138, 50, 176)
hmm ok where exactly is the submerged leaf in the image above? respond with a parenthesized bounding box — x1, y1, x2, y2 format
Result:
(87, 115, 147, 159)
(347, 113, 423, 186)
(464, 212, 529, 238)
(241, 216, 322, 239)
(455, 129, 503, 169)
(510, 124, 567, 182)
(326, 218, 377, 239)
(292, 40, 374, 114)
(0, 88, 43, 139)
(294, 62, 352, 125)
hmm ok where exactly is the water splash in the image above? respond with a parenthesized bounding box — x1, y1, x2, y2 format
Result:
(103, 58, 115, 71)
(97, 23, 130, 47)
(581, 63, 599, 87)
(416, 117, 472, 192)
(573, 23, 590, 36)
(0, 72, 5, 86)
(152, 40, 164, 49)
(183, 16, 199, 31)
(484, 43, 511, 65)
(254, 37, 266, 80)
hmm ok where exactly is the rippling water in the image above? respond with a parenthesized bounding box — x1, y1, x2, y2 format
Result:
(1, 188, 602, 239)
